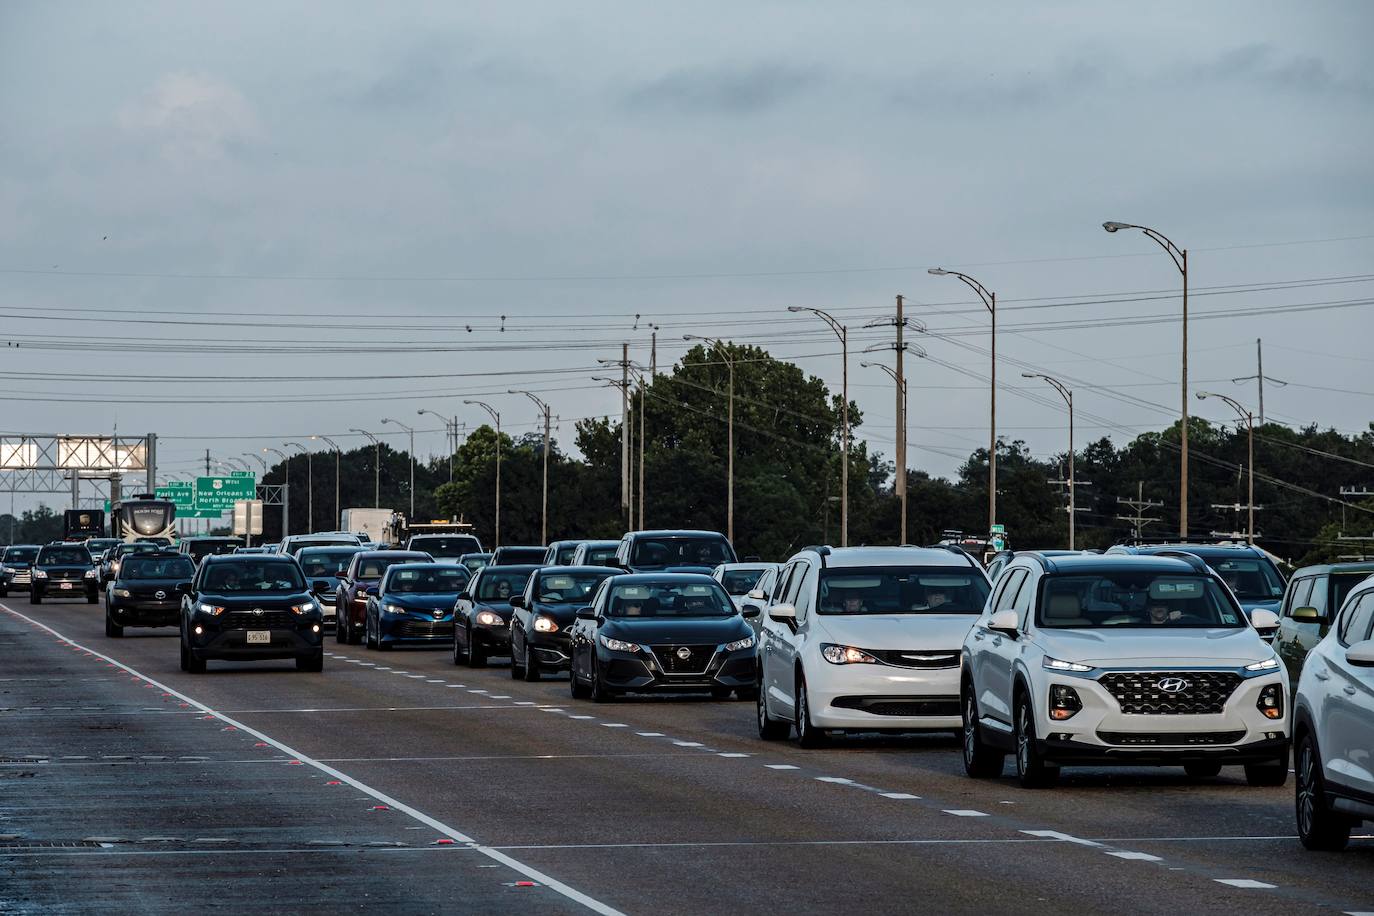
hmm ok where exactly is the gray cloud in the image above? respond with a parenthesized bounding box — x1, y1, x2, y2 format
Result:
(1187, 43, 1371, 99)
(623, 63, 824, 115)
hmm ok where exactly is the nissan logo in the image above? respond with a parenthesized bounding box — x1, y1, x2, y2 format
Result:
(252, 608, 265, 617)
(1155, 677, 1190, 693)
(675, 647, 692, 660)
(154, 590, 166, 600)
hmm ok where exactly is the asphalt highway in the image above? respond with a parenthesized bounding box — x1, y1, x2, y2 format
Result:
(2, 595, 1371, 915)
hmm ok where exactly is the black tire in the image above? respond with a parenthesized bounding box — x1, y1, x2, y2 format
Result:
(31, 593, 42, 605)
(86, 594, 98, 605)
(364, 616, 376, 649)
(1296, 733, 1352, 851)
(735, 686, 759, 701)
(0, 588, 8, 598)
(757, 685, 790, 740)
(296, 651, 324, 672)
(589, 659, 615, 703)
(1184, 761, 1223, 779)
(510, 635, 526, 680)
(335, 608, 348, 643)
(179, 634, 190, 672)
(794, 673, 827, 748)
(1014, 693, 1059, 788)
(452, 625, 468, 665)
(570, 660, 591, 699)
(105, 614, 123, 638)
(1245, 756, 1289, 788)
(522, 645, 541, 682)
(467, 628, 487, 668)
(961, 684, 1006, 778)
(184, 640, 206, 674)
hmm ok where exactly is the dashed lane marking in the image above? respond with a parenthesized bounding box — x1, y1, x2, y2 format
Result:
(1214, 879, 1278, 890)
(1106, 851, 1163, 862)
(1021, 830, 1101, 848)
(880, 793, 920, 800)
(765, 764, 799, 770)
(943, 810, 989, 818)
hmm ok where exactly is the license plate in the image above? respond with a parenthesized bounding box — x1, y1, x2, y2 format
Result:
(246, 631, 271, 644)
(58, 582, 73, 590)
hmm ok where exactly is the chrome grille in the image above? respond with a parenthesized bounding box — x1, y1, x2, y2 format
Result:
(870, 649, 960, 669)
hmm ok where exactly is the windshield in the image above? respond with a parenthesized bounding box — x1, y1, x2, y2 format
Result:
(818, 567, 991, 615)
(720, 568, 768, 596)
(387, 566, 470, 594)
(554, 545, 579, 564)
(354, 555, 425, 580)
(1037, 573, 1244, 629)
(461, 554, 490, 572)
(299, 549, 360, 578)
(1202, 557, 1285, 600)
(408, 536, 480, 558)
(605, 581, 735, 617)
(3, 548, 39, 564)
(202, 561, 306, 593)
(535, 571, 614, 603)
(39, 548, 91, 566)
(124, 557, 195, 579)
(629, 537, 735, 569)
(476, 569, 533, 602)
(287, 538, 358, 554)
(494, 547, 546, 564)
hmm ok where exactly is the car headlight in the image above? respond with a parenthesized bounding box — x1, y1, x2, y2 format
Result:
(1244, 657, 1279, 671)
(197, 603, 226, 616)
(533, 615, 559, 633)
(821, 643, 877, 665)
(113, 588, 132, 598)
(84, 568, 97, 579)
(383, 603, 409, 616)
(290, 601, 318, 615)
(723, 634, 755, 652)
(475, 610, 505, 627)
(32, 569, 48, 579)
(1043, 656, 1093, 673)
(598, 634, 639, 653)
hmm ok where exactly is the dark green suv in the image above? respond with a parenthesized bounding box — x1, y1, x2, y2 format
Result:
(1273, 560, 1374, 681)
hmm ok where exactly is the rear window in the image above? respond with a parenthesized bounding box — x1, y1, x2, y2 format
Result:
(124, 557, 195, 579)
(387, 566, 470, 594)
(408, 536, 481, 558)
(1202, 556, 1285, 600)
(720, 568, 768, 596)
(355, 555, 427, 579)
(299, 549, 360, 578)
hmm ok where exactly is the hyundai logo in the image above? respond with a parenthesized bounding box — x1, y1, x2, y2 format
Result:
(252, 608, 265, 617)
(154, 590, 166, 600)
(675, 647, 692, 660)
(1155, 677, 1190, 693)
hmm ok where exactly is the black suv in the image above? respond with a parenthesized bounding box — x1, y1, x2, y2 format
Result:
(179, 555, 326, 673)
(614, 529, 737, 574)
(179, 537, 244, 565)
(31, 543, 99, 604)
(0, 544, 41, 598)
(106, 552, 195, 636)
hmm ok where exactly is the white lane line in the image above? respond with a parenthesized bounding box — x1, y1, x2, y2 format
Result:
(601, 723, 628, 728)
(1106, 851, 1162, 861)
(815, 777, 853, 784)
(515, 702, 537, 706)
(880, 793, 920, 800)
(425, 679, 444, 683)
(568, 715, 595, 720)
(673, 741, 703, 747)
(943, 810, 989, 818)
(1214, 879, 1277, 889)
(467, 689, 487, 694)
(0, 603, 625, 916)
(765, 764, 799, 770)
(489, 695, 512, 700)
(717, 753, 750, 758)
(407, 675, 426, 679)
(635, 732, 663, 737)
(1021, 830, 1102, 848)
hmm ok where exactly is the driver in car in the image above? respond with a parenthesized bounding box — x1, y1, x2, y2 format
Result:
(1146, 602, 1183, 625)
(494, 579, 512, 600)
(910, 588, 950, 611)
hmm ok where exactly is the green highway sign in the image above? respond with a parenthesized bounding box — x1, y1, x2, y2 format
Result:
(194, 475, 257, 512)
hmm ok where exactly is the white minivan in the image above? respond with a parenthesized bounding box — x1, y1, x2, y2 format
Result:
(757, 546, 991, 746)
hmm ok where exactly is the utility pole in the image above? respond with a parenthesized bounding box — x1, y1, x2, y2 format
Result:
(1232, 338, 1287, 427)
(680, 337, 737, 542)
(1198, 391, 1257, 544)
(313, 435, 341, 530)
(205, 450, 211, 476)
(1117, 482, 1164, 540)
(622, 343, 630, 530)
(894, 295, 906, 544)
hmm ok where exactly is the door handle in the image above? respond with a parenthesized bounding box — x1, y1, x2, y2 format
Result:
(1344, 686, 1358, 696)
(1313, 669, 1330, 681)
(973, 631, 985, 641)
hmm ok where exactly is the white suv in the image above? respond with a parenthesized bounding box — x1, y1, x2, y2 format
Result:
(757, 546, 991, 747)
(961, 552, 1288, 788)
(1293, 573, 1374, 850)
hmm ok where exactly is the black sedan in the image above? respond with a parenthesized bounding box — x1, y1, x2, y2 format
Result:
(452, 564, 537, 667)
(179, 555, 326, 673)
(510, 565, 620, 681)
(568, 573, 758, 702)
(30, 543, 100, 604)
(364, 563, 469, 650)
(105, 552, 194, 636)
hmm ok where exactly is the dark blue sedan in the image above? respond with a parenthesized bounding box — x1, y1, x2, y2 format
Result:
(364, 563, 471, 650)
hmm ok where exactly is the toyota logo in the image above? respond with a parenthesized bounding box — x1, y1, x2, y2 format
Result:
(1155, 677, 1190, 693)
(252, 608, 265, 617)
(433, 609, 443, 619)
(154, 590, 166, 600)
(675, 647, 692, 660)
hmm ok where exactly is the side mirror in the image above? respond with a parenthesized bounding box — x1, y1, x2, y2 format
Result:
(768, 603, 796, 623)
(741, 606, 761, 619)
(988, 609, 1020, 637)
(1249, 608, 1280, 631)
(575, 606, 596, 620)
(746, 588, 766, 602)
(509, 595, 526, 609)
(1291, 606, 1322, 622)
(1346, 639, 1374, 667)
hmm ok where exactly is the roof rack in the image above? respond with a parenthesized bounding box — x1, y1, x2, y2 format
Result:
(1116, 534, 1248, 547)
(924, 543, 981, 569)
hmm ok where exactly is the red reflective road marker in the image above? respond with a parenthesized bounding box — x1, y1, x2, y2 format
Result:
(369, 805, 389, 812)
(433, 838, 455, 845)
(324, 780, 342, 786)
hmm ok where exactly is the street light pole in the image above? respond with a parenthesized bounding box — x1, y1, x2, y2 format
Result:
(787, 308, 850, 547)
(1197, 391, 1256, 544)
(928, 268, 997, 542)
(350, 429, 381, 508)
(284, 442, 311, 533)
(380, 419, 415, 521)
(312, 436, 341, 530)
(263, 446, 290, 538)
(418, 408, 459, 483)
(682, 337, 736, 543)
(1104, 221, 1189, 538)
(464, 400, 501, 549)
(1022, 373, 1076, 550)
(863, 350, 925, 545)
(510, 390, 552, 544)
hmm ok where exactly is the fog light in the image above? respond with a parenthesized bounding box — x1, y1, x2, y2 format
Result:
(1256, 684, 1284, 720)
(1049, 684, 1082, 720)
(193, 625, 203, 635)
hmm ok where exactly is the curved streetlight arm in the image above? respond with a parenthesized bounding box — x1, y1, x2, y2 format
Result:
(786, 306, 845, 341)
(262, 446, 288, 462)
(1196, 390, 1250, 421)
(864, 315, 928, 334)
(284, 441, 308, 455)
(381, 418, 414, 434)
(349, 428, 379, 445)
(863, 341, 928, 359)
(926, 269, 995, 313)
(1021, 371, 1072, 407)
(681, 334, 735, 367)
(463, 400, 500, 426)
(312, 434, 340, 452)
(242, 452, 268, 472)
(1102, 222, 1186, 275)
(508, 390, 550, 413)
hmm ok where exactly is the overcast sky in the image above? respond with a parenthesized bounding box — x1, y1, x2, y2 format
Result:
(1, 1, 1371, 516)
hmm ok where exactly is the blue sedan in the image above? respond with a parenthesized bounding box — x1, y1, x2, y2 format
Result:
(365, 563, 471, 650)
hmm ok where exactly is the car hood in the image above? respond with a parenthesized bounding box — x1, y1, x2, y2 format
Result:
(816, 613, 979, 650)
(530, 601, 584, 625)
(117, 577, 190, 589)
(37, 565, 92, 575)
(476, 600, 515, 621)
(1036, 627, 1271, 668)
(601, 615, 751, 644)
(384, 593, 461, 611)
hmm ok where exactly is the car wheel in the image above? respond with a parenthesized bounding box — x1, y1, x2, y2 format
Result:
(31, 593, 41, 605)
(589, 659, 615, 703)
(0, 588, 7, 598)
(452, 628, 467, 665)
(510, 636, 526, 680)
(1014, 693, 1058, 788)
(961, 684, 1006, 778)
(794, 674, 827, 748)
(1184, 761, 1223, 779)
(757, 686, 790, 740)
(86, 593, 98, 604)
(1296, 733, 1351, 851)
(735, 686, 759, 701)
(296, 651, 324, 672)
(184, 640, 206, 674)
(1245, 755, 1289, 788)
(105, 614, 123, 638)
(467, 627, 487, 668)
(364, 617, 375, 649)
(179, 634, 190, 672)
(522, 646, 541, 682)
(570, 660, 591, 699)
